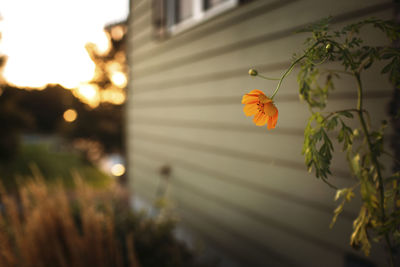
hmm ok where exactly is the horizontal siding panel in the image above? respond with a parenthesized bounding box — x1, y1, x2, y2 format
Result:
(127, 0, 394, 266)
(129, 123, 355, 174)
(130, 61, 392, 98)
(129, 116, 304, 135)
(134, 175, 292, 267)
(134, 188, 265, 267)
(128, 97, 392, 130)
(130, 3, 391, 78)
(130, 0, 279, 57)
(130, 0, 389, 63)
(130, 169, 291, 267)
(129, 1, 152, 49)
(129, 139, 360, 212)
(131, 20, 152, 40)
(130, 160, 362, 267)
(131, 12, 151, 38)
(130, 152, 356, 219)
(130, 30, 390, 93)
(130, 27, 152, 48)
(132, 0, 146, 11)
(131, 0, 151, 24)
(177, 208, 291, 267)
(132, 154, 356, 241)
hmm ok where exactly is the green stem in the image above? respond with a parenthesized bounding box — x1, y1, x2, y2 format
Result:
(271, 56, 304, 99)
(323, 108, 361, 122)
(257, 74, 281, 81)
(271, 42, 321, 100)
(354, 72, 394, 267)
(321, 177, 338, 190)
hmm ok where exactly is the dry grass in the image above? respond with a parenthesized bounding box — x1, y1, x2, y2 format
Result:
(0, 174, 140, 267)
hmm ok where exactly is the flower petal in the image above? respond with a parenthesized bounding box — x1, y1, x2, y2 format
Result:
(241, 90, 266, 104)
(241, 94, 259, 104)
(249, 89, 265, 95)
(243, 103, 258, 116)
(263, 102, 277, 117)
(267, 109, 279, 130)
(253, 112, 267, 126)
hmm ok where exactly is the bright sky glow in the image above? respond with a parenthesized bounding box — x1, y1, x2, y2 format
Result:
(0, 0, 129, 89)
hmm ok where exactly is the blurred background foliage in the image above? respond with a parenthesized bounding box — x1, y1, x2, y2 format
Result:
(0, 21, 126, 190)
(0, 17, 214, 267)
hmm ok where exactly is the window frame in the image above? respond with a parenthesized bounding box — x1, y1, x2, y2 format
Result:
(167, 0, 238, 35)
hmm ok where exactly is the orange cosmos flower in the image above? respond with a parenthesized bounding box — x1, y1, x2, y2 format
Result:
(241, 89, 278, 130)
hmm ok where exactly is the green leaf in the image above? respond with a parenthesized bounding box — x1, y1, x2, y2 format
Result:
(351, 206, 371, 256)
(350, 154, 361, 178)
(338, 111, 354, 118)
(382, 59, 394, 74)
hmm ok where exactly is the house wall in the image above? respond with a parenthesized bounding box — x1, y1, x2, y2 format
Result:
(126, 0, 394, 266)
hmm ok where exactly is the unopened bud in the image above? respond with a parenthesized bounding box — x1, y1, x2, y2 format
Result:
(325, 43, 332, 52)
(248, 69, 258, 76)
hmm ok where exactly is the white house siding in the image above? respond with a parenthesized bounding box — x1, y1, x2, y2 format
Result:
(126, 0, 394, 266)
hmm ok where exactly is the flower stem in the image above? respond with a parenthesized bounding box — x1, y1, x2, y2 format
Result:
(271, 56, 304, 99)
(354, 72, 395, 267)
(271, 42, 321, 100)
(257, 74, 281, 80)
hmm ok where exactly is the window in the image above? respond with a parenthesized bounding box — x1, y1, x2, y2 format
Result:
(152, 0, 239, 38)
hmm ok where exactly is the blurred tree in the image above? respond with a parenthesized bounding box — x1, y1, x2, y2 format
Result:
(0, 16, 33, 161)
(66, 21, 128, 155)
(0, 86, 34, 161)
(63, 102, 124, 154)
(85, 22, 127, 106)
(0, 21, 127, 161)
(0, 86, 124, 157)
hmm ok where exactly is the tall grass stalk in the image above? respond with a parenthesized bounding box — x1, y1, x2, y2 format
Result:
(0, 174, 140, 267)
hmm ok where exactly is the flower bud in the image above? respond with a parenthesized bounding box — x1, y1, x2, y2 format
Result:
(248, 69, 258, 76)
(325, 43, 332, 52)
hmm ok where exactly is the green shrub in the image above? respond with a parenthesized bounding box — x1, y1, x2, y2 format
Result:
(0, 143, 110, 190)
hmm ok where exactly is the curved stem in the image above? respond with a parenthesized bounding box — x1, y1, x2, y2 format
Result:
(271, 41, 321, 100)
(322, 108, 361, 121)
(271, 56, 304, 99)
(311, 55, 329, 66)
(257, 74, 281, 81)
(321, 177, 338, 190)
(354, 72, 394, 267)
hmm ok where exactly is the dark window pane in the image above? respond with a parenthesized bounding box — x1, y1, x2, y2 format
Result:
(204, 0, 228, 10)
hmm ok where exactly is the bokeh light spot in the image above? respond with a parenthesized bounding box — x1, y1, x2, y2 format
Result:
(63, 109, 78, 122)
(110, 71, 127, 88)
(110, 163, 125, 176)
(74, 84, 100, 107)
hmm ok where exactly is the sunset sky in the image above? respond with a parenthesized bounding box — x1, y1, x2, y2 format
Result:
(0, 0, 129, 92)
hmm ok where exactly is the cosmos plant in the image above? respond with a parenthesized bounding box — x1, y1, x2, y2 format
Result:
(243, 17, 400, 266)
